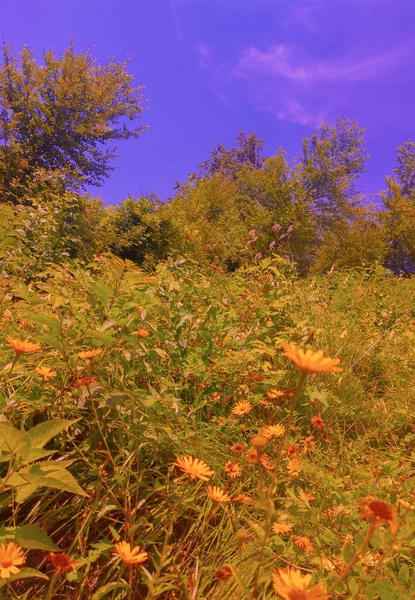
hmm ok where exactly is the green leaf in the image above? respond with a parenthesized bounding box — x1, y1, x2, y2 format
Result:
(24, 314, 61, 331)
(26, 419, 80, 449)
(91, 582, 130, 599)
(0, 423, 28, 458)
(0, 568, 49, 585)
(0, 524, 60, 551)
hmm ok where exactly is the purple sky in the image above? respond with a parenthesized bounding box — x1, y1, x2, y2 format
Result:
(3, 0, 415, 205)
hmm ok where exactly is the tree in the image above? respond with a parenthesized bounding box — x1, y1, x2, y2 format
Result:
(0, 41, 147, 203)
(381, 177, 415, 274)
(394, 140, 415, 196)
(299, 117, 368, 231)
(199, 131, 264, 179)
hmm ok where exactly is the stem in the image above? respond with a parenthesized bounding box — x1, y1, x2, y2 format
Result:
(327, 518, 379, 594)
(45, 572, 59, 600)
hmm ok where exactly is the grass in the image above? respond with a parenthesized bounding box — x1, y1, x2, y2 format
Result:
(0, 255, 414, 599)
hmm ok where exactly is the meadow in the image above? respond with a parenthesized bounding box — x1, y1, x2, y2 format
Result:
(0, 246, 414, 599)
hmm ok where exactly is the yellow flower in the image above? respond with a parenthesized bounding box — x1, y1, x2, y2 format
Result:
(287, 458, 302, 476)
(174, 456, 214, 481)
(207, 486, 231, 503)
(77, 348, 102, 359)
(224, 461, 242, 479)
(293, 535, 316, 552)
(260, 453, 275, 470)
(272, 522, 294, 535)
(132, 327, 149, 338)
(272, 567, 328, 600)
(35, 366, 57, 380)
(281, 342, 342, 375)
(265, 389, 284, 400)
(6, 336, 41, 356)
(0, 542, 26, 579)
(261, 424, 286, 439)
(113, 541, 148, 565)
(231, 401, 252, 416)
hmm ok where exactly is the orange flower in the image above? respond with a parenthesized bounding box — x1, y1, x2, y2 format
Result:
(261, 424, 286, 439)
(47, 552, 77, 573)
(35, 366, 57, 380)
(0, 542, 25, 578)
(77, 348, 102, 359)
(272, 522, 294, 535)
(232, 494, 253, 505)
(207, 486, 231, 502)
(281, 342, 342, 375)
(231, 401, 252, 416)
(214, 564, 232, 580)
(293, 535, 316, 552)
(6, 336, 41, 356)
(224, 461, 242, 479)
(259, 399, 273, 407)
(113, 541, 148, 565)
(286, 444, 299, 456)
(245, 448, 260, 464)
(272, 567, 328, 599)
(211, 392, 221, 401)
(265, 389, 284, 400)
(302, 436, 317, 452)
(287, 458, 302, 476)
(368, 499, 398, 534)
(174, 456, 214, 481)
(311, 415, 325, 430)
(230, 442, 246, 455)
(132, 327, 149, 337)
(260, 453, 275, 470)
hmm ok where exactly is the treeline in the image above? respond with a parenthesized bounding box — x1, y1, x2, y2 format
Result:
(1, 42, 414, 275)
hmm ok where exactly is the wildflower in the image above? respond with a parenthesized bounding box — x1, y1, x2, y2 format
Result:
(281, 342, 342, 375)
(231, 401, 252, 416)
(132, 327, 149, 337)
(174, 456, 214, 481)
(224, 461, 242, 479)
(293, 536, 316, 552)
(47, 552, 77, 573)
(311, 415, 325, 430)
(77, 348, 102, 359)
(245, 448, 260, 464)
(207, 486, 231, 503)
(259, 399, 273, 407)
(265, 389, 284, 400)
(303, 492, 316, 502)
(232, 494, 252, 505)
(399, 499, 415, 510)
(260, 453, 275, 470)
(272, 567, 328, 600)
(343, 534, 354, 545)
(272, 522, 294, 535)
(0, 542, 26, 578)
(35, 366, 57, 380)
(287, 444, 299, 457)
(214, 564, 232, 581)
(252, 434, 268, 452)
(368, 499, 398, 534)
(211, 392, 221, 401)
(230, 442, 246, 455)
(113, 541, 148, 565)
(261, 424, 286, 439)
(287, 458, 302, 476)
(6, 336, 41, 356)
(302, 436, 317, 452)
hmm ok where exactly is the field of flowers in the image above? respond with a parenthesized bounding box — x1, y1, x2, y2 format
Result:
(0, 253, 414, 599)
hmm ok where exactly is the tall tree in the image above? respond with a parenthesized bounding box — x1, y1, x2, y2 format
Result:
(0, 41, 147, 203)
(394, 140, 415, 196)
(199, 131, 264, 179)
(299, 117, 368, 231)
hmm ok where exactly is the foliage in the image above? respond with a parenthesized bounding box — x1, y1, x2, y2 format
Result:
(199, 131, 265, 179)
(0, 232, 414, 597)
(0, 41, 146, 203)
(394, 140, 415, 196)
(298, 117, 369, 231)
